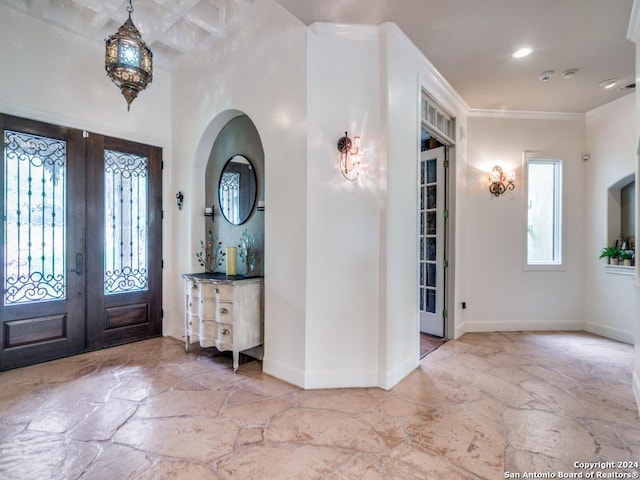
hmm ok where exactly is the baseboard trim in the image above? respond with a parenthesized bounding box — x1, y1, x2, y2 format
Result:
(262, 356, 305, 389)
(164, 325, 185, 343)
(378, 353, 419, 390)
(454, 320, 468, 339)
(461, 320, 583, 333)
(303, 368, 379, 390)
(584, 322, 634, 345)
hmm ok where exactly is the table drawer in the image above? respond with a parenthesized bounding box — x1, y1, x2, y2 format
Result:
(216, 302, 234, 323)
(186, 297, 198, 315)
(186, 313, 198, 335)
(199, 319, 216, 348)
(200, 283, 234, 301)
(216, 322, 233, 346)
(215, 285, 234, 302)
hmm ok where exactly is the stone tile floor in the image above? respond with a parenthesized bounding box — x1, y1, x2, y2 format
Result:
(0, 331, 638, 479)
(420, 333, 447, 358)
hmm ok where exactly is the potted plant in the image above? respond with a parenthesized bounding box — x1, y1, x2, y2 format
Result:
(599, 246, 621, 265)
(619, 250, 633, 266)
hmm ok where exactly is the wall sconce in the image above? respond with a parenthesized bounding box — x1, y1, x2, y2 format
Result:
(204, 206, 214, 220)
(488, 165, 515, 197)
(337, 131, 361, 181)
(176, 191, 184, 210)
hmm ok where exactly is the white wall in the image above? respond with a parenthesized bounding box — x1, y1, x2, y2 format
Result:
(305, 24, 382, 387)
(462, 113, 586, 333)
(585, 95, 636, 343)
(0, 5, 171, 149)
(168, 0, 309, 387)
(380, 24, 469, 388)
(296, 22, 470, 389)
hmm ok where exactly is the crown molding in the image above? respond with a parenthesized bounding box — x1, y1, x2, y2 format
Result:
(308, 22, 380, 41)
(307, 21, 601, 122)
(468, 108, 585, 121)
(379, 22, 469, 117)
(628, 0, 640, 42)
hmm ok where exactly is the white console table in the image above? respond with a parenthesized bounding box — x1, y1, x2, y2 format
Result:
(182, 273, 263, 372)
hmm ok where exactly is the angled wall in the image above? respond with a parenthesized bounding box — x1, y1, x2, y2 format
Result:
(585, 95, 636, 344)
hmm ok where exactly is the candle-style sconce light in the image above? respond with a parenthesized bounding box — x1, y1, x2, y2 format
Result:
(337, 131, 362, 181)
(488, 165, 515, 197)
(204, 205, 214, 221)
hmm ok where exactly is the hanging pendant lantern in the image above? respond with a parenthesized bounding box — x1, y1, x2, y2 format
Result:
(105, 0, 153, 111)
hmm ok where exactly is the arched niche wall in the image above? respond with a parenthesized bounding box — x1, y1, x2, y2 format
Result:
(190, 109, 265, 275)
(607, 172, 635, 250)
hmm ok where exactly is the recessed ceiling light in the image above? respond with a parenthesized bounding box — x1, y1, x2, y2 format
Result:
(599, 78, 620, 90)
(539, 70, 554, 82)
(512, 47, 533, 58)
(562, 69, 579, 79)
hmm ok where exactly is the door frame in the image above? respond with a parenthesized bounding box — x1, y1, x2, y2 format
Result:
(419, 92, 456, 340)
(1, 114, 163, 370)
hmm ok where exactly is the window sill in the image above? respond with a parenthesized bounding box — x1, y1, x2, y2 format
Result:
(604, 264, 635, 276)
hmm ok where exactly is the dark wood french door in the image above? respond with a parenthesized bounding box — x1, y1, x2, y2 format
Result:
(0, 114, 162, 370)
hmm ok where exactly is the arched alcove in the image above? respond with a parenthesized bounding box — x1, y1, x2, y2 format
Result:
(205, 115, 265, 275)
(607, 173, 635, 265)
(190, 109, 265, 276)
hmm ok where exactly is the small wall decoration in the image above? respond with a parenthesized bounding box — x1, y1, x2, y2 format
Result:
(238, 229, 257, 274)
(196, 230, 225, 273)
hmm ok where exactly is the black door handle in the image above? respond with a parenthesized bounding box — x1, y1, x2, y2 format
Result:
(69, 252, 84, 276)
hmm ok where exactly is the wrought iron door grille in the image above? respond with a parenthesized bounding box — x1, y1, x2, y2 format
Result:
(104, 149, 148, 294)
(3, 130, 66, 305)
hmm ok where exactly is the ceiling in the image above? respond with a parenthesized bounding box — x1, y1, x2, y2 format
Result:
(1, 0, 635, 113)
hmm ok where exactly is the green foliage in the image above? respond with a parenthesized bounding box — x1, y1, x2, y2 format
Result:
(599, 246, 621, 259)
(618, 250, 633, 260)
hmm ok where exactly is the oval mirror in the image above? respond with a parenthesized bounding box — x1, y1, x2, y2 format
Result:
(218, 154, 257, 225)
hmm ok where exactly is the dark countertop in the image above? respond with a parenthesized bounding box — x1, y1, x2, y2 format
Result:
(181, 272, 263, 281)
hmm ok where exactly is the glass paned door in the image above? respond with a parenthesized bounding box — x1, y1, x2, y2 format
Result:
(1, 114, 162, 370)
(104, 149, 148, 294)
(1, 115, 86, 370)
(86, 135, 162, 350)
(419, 146, 445, 337)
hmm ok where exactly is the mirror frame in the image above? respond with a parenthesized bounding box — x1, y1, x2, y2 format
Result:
(218, 154, 257, 225)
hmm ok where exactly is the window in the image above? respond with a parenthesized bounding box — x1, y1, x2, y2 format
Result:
(421, 92, 455, 144)
(526, 154, 563, 267)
